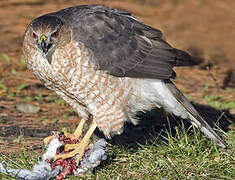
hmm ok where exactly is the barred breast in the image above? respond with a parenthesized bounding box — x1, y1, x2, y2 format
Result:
(24, 37, 152, 137)
(50, 40, 141, 137)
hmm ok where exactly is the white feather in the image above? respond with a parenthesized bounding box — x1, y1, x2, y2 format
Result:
(129, 79, 189, 121)
(42, 137, 63, 161)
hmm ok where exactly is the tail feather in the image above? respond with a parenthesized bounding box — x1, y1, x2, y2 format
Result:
(165, 80, 229, 151)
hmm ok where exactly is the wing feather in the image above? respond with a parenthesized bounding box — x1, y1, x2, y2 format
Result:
(56, 5, 195, 79)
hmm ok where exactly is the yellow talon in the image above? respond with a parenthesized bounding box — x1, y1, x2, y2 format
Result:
(43, 135, 54, 145)
(63, 118, 86, 140)
(43, 118, 86, 145)
(64, 141, 93, 152)
(53, 121, 97, 163)
(64, 143, 79, 151)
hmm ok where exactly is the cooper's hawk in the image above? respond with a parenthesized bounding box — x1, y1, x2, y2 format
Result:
(23, 4, 228, 162)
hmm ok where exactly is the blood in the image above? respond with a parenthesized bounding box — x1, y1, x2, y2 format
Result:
(52, 158, 77, 180)
(50, 132, 84, 180)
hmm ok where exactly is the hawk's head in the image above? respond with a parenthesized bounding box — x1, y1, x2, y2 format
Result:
(26, 15, 70, 62)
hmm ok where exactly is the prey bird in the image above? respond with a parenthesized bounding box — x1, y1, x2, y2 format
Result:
(23, 4, 229, 162)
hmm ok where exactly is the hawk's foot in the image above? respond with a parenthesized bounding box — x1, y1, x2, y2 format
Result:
(53, 139, 93, 162)
(44, 135, 54, 145)
(54, 121, 97, 164)
(43, 118, 86, 145)
(62, 118, 86, 140)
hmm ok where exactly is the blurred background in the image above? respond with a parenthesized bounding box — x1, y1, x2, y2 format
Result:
(0, 0, 234, 152)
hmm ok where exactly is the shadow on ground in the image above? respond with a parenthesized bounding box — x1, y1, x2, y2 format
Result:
(0, 102, 233, 153)
(95, 103, 234, 148)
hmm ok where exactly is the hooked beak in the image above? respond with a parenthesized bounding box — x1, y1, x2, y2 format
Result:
(41, 39, 48, 58)
(39, 35, 49, 58)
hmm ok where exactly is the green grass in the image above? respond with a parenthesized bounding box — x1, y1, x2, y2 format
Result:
(0, 53, 10, 64)
(0, 83, 15, 97)
(0, 126, 234, 180)
(203, 95, 235, 110)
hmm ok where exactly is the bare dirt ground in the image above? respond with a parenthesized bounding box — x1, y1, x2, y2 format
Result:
(0, 0, 234, 153)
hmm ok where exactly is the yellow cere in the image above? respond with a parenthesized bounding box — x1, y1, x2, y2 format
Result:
(40, 34, 47, 43)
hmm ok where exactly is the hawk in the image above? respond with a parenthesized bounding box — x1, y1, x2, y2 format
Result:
(23, 4, 228, 162)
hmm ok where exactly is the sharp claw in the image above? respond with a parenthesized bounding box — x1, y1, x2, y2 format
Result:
(50, 120, 97, 164)
(64, 143, 80, 151)
(43, 135, 54, 145)
(54, 147, 80, 161)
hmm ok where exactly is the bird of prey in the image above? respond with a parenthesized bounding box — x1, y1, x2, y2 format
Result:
(23, 4, 228, 162)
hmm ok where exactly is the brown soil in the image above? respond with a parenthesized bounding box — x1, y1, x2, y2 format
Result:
(0, 0, 234, 153)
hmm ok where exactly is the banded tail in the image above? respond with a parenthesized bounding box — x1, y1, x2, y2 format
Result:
(165, 80, 230, 153)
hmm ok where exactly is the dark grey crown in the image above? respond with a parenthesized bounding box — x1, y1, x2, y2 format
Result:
(30, 15, 64, 30)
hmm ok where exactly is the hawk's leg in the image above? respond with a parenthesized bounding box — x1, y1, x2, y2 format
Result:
(62, 118, 86, 140)
(54, 121, 97, 163)
(43, 118, 86, 145)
